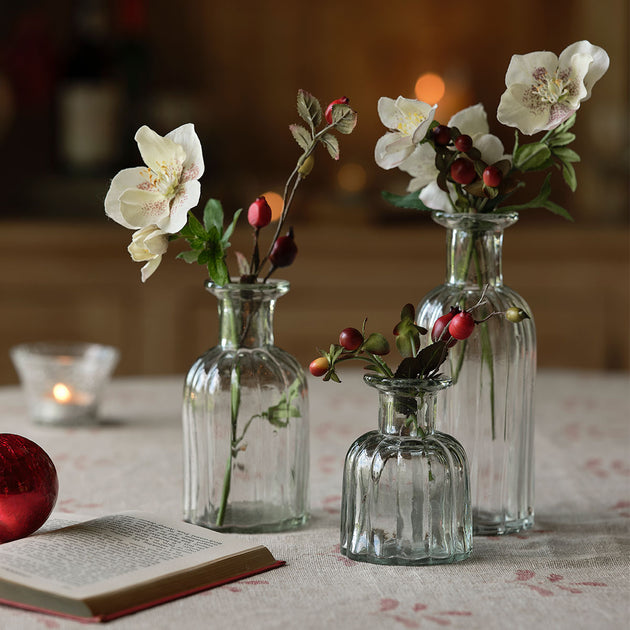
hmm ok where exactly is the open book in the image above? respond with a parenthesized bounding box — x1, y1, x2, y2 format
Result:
(0, 511, 284, 622)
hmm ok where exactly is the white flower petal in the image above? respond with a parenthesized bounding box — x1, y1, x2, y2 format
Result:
(497, 84, 551, 134)
(399, 144, 437, 190)
(140, 257, 162, 282)
(157, 180, 201, 233)
(104, 167, 149, 229)
(135, 125, 186, 176)
(504, 51, 559, 86)
(448, 103, 489, 137)
(419, 181, 456, 212)
(166, 123, 205, 181)
(475, 134, 508, 165)
(375, 132, 414, 169)
(559, 40, 610, 101)
(119, 188, 169, 228)
(377, 97, 399, 127)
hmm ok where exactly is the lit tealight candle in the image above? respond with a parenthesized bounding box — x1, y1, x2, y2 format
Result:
(52, 383, 72, 404)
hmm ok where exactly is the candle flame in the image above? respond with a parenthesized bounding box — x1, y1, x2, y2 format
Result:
(52, 383, 72, 403)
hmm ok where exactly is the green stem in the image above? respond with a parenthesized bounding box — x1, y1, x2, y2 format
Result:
(471, 243, 496, 440)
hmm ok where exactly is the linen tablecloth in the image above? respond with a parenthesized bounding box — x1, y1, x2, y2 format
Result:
(0, 369, 628, 629)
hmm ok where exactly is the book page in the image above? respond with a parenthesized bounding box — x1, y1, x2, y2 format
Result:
(0, 512, 263, 599)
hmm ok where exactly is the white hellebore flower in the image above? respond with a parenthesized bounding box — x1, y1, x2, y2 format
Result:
(105, 123, 204, 233)
(497, 40, 609, 135)
(375, 96, 437, 169)
(127, 225, 169, 282)
(400, 104, 509, 212)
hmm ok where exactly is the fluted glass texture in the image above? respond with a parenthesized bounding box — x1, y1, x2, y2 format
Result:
(340, 376, 472, 565)
(416, 212, 536, 535)
(183, 280, 309, 533)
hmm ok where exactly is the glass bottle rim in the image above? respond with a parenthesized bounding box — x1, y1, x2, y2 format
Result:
(205, 278, 290, 297)
(432, 210, 519, 231)
(364, 374, 452, 395)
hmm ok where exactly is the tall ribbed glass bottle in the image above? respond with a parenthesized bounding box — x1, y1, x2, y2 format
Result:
(416, 211, 536, 535)
(183, 279, 309, 533)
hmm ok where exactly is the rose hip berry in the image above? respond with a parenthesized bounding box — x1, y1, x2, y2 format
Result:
(325, 96, 350, 125)
(505, 307, 530, 323)
(432, 125, 451, 146)
(247, 196, 272, 228)
(431, 312, 458, 347)
(448, 312, 475, 340)
(269, 229, 298, 268)
(309, 357, 329, 377)
(450, 158, 476, 185)
(483, 165, 503, 188)
(454, 134, 473, 153)
(339, 327, 363, 351)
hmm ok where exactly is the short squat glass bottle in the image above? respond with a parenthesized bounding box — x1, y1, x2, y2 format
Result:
(182, 279, 309, 533)
(340, 375, 472, 565)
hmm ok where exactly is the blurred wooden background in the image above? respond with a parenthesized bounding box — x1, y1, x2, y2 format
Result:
(0, 0, 628, 383)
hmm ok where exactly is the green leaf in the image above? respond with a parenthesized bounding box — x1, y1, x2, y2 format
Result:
(561, 161, 577, 192)
(394, 341, 448, 378)
(548, 132, 576, 147)
(556, 113, 577, 133)
(513, 142, 552, 171)
(208, 257, 229, 286)
(187, 211, 208, 240)
(543, 199, 574, 221)
(552, 146, 580, 163)
(381, 190, 433, 211)
(289, 124, 311, 151)
(176, 250, 200, 264)
(221, 208, 242, 248)
(499, 173, 574, 220)
(202, 199, 224, 233)
(204, 226, 229, 285)
(331, 104, 357, 134)
(319, 133, 340, 160)
(297, 89, 322, 129)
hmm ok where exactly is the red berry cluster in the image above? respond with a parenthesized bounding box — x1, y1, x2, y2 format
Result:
(309, 294, 529, 383)
(427, 123, 507, 196)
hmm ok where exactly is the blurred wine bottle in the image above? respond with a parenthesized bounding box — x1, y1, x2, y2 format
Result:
(114, 0, 151, 165)
(57, 0, 121, 174)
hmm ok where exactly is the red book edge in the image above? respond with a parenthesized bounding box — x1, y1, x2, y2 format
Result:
(0, 559, 286, 623)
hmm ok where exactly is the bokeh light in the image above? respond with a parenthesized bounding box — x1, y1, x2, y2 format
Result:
(261, 191, 284, 221)
(415, 73, 446, 104)
(337, 163, 367, 192)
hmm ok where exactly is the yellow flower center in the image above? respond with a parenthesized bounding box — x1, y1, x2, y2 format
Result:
(532, 68, 571, 104)
(396, 111, 427, 136)
(142, 159, 184, 198)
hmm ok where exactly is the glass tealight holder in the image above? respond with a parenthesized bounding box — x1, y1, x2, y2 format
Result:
(10, 342, 120, 426)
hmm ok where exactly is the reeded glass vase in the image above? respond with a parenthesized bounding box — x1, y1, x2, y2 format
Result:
(340, 375, 472, 565)
(182, 279, 309, 533)
(416, 211, 536, 535)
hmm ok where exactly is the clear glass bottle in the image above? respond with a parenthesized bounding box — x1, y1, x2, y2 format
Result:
(340, 375, 472, 565)
(416, 211, 536, 535)
(183, 279, 309, 533)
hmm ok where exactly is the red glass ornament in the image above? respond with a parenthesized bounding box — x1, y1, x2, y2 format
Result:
(0, 434, 58, 543)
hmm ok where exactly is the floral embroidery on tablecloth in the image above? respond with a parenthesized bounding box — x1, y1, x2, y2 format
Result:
(374, 599, 472, 627)
(509, 570, 607, 596)
(56, 498, 104, 512)
(330, 544, 356, 567)
(321, 494, 341, 514)
(584, 458, 630, 478)
(611, 500, 630, 518)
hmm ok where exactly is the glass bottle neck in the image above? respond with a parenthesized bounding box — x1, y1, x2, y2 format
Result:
(446, 226, 504, 287)
(218, 293, 277, 349)
(378, 391, 437, 437)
